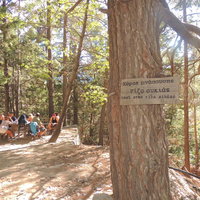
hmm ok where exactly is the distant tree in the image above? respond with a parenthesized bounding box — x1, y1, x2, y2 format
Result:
(49, 0, 90, 142)
(1, 0, 10, 114)
(183, 0, 190, 171)
(46, 0, 54, 117)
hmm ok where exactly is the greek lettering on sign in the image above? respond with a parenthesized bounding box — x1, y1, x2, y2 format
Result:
(120, 77, 179, 105)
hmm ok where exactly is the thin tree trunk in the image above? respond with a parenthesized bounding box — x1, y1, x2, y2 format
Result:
(2, 0, 10, 114)
(98, 103, 106, 145)
(62, 13, 68, 126)
(47, 0, 54, 117)
(107, 1, 171, 199)
(10, 83, 15, 112)
(183, 0, 190, 171)
(62, 1, 84, 126)
(170, 53, 175, 76)
(193, 104, 199, 169)
(15, 60, 20, 117)
(15, 0, 21, 118)
(98, 71, 108, 145)
(89, 112, 93, 137)
(170, 39, 182, 75)
(190, 85, 199, 170)
(67, 108, 72, 125)
(15, 82, 19, 117)
(73, 85, 79, 125)
(49, 0, 90, 142)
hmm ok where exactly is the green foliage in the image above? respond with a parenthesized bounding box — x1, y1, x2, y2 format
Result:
(0, 71, 7, 85)
(82, 84, 107, 106)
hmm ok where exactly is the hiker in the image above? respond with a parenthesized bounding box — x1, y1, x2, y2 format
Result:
(27, 113, 34, 122)
(8, 112, 17, 123)
(0, 116, 14, 138)
(54, 112, 60, 121)
(47, 113, 59, 131)
(0, 114, 4, 125)
(0, 116, 10, 134)
(18, 114, 29, 136)
(29, 121, 39, 137)
(29, 121, 46, 138)
(18, 114, 29, 125)
(32, 113, 42, 126)
(32, 113, 46, 136)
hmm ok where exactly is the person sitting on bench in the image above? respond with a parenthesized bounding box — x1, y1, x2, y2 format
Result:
(32, 113, 46, 137)
(18, 114, 29, 136)
(0, 116, 14, 139)
(0, 114, 4, 125)
(29, 121, 46, 138)
(47, 113, 59, 131)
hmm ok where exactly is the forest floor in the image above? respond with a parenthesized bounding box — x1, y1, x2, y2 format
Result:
(0, 128, 112, 200)
(0, 128, 200, 200)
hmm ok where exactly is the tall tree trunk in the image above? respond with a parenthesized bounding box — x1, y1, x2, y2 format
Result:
(49, 0, 89, 142)
(98, 103, 106, 145)
(193, 104, 199, 169)
(89, 111, 93, 137)
(62, 0, 84, 126)
(73, 85, 79, 125)
(98, 71, 108, 145)
(10, 83, 15, 112)
(62, 13, 68, 126)
(170, 39, 182, 76)
(11, 66, 16, 113)
(15, 0, 21, 118)
(15, 64, 20, 117)
(67, 108, 72, 125)
(183, 0, 190, 171)
(47, 0, 54, 117)
(191, 84, 199, 170)
(107, 0, 171, 199)
(2, 0, 10, 114)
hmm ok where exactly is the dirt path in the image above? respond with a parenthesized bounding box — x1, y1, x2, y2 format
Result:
(0, 128, 112, 200)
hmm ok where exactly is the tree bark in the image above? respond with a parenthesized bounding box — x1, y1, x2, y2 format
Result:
(108, 0, 171, 199)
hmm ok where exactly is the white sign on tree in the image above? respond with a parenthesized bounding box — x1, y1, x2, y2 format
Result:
(120, 76, 180, 105)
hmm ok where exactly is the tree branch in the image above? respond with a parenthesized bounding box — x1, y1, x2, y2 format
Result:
(158, 2, 200, 49)
(184, 23, 200, 37)
(189, 73, 200, 84)
(66, 0, 83, 14)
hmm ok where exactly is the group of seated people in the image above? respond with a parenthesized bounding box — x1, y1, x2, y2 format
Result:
(0, 112, 60, 139)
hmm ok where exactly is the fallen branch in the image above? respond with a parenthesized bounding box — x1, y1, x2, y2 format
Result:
(169, 166, 200, 180)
